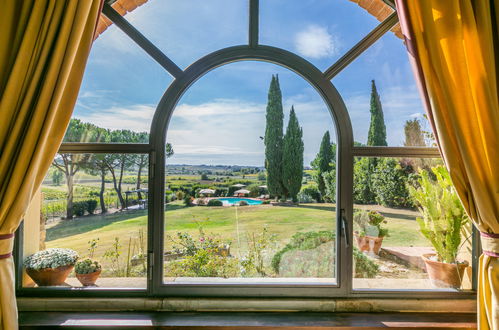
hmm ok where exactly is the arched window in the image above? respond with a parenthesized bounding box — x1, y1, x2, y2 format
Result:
(18, 0, 476, 300)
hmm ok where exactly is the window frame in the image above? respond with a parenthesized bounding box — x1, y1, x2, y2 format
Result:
(15, 0, 478, 300)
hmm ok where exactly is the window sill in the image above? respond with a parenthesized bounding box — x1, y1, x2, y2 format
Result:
(17, 297, 476, 313)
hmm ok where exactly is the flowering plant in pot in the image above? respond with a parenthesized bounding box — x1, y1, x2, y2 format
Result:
(409, 166, 469, 289)
(24, 248, 79, 286)
(74, 258, 102, 286)
(353, 210, 388, 255)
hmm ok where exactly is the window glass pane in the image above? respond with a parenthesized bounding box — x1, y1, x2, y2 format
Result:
(163, 61, 338, 284)
(23, 153, 149, 289)
(124, 0, 247, 69)
(69, 24, 172, 142)
(332, 33, 432, 147)
(260, 0, 391, 71)
(352, 157, 473, 291)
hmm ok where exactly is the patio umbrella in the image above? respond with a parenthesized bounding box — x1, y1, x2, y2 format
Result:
(232, 183, 246, 188)
(258, 185, 268, 189)
(234, 189, 250, 195)
(199, 188, 215, 195)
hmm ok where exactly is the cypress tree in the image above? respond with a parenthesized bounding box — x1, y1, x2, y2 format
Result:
(283, 106, 304, 202)
(367, 80, 387, 146)
(315, 131, 333, 200)
(264, 75, 285, 198)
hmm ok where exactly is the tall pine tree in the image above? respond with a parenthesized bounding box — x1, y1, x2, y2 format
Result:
(367, 80, 387, 146)
(264, 75, 285, 198)
(283, 106, 304, 202)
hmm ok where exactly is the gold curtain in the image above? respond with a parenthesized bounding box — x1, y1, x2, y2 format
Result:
(395, 0, 499, 328)
(0, 1, 102, 328)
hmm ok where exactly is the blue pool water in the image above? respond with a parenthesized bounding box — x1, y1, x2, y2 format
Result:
(215, 198, 263, 206)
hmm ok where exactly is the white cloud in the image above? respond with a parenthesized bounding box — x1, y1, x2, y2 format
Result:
(294, 25, 339, 59)
(75, 104, 155, 132)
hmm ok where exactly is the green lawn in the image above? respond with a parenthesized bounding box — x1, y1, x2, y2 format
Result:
(46, 202, 429, 270)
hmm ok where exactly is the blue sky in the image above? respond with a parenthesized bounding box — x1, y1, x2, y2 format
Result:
(74, 0, 426, 166)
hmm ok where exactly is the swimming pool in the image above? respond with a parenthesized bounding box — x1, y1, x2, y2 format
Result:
(215, 198, 263, 206)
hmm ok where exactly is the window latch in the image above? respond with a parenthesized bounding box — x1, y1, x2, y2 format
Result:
(341, 209, 350, 248)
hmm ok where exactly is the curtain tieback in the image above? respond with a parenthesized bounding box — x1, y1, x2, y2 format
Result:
(0, 233, 15, 259)
(480, 232, 499, 257)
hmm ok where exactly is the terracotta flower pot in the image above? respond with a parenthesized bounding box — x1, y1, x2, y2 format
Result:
(26, 265, 74, 286)
(354, 232, 384, 255)
(76, 269, 101, 286)
(422, 254, 469, 289)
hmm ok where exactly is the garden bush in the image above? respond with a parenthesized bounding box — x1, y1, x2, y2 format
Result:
(353, 158, 376, 204)
(207, 199, 223, 207)
(299, 185, 321, 203)
(353, 248, 379, 278)
(371, 158, 414, 208)
(86, 199, 98, 214)
(271, 231, 335, 273)
(73, 201, 87, 217)
(239, 200, 248, 206)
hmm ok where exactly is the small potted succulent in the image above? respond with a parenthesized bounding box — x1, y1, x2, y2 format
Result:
(24, 248, 79, 286)
(353, 210, 388, 255)
(74, 258, 102, 286)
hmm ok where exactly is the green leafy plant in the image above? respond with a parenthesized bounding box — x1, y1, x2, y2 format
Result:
(165, 248, 239, 278)
(238, 200, 249, 206)
(73, 201, 87, 216)
(24, 248, 79, 270)
(353, 210, 388, 237)
(353, 248, 379, 278)
(371, 158, 414, 208)
(241, 226, 277, 277)
(87, 238, 99, 258)
(271, 231, 335, 273)
(409, 166, 468, 263)
(86, 199, 98, 214)
(207, 199, 223, 207)
(74, 258, 101, 274)
(103, 237, 123, 276)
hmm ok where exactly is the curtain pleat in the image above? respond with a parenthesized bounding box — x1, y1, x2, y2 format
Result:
(0, 1, 102, 328)
(395, 0, 499, 328)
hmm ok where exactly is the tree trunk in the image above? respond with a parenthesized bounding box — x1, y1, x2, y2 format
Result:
(136, 158, 144, 200)
(99, 168, 107, 214)
(110, 166, 126, 210)
(66, 174, 74, 219)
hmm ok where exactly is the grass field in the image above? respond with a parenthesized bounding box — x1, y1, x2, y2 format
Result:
(45, 202, 429, 271)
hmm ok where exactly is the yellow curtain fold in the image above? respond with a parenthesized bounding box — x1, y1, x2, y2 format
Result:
(0, 1, 102, 328)
(395, 0, 499, 329)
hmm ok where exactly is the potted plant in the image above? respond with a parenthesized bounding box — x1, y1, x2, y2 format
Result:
(75, 258, 102, 286)
(409, 166, 469, 289)
(24, 248, 79, 286)
(353, 210, 388, 255)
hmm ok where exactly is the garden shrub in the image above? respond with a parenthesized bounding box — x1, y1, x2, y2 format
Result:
(353, 248, 379, 278)
(262, 200, 270, 204)
(297, 191, 313, 203)
(322, 169, 336, 202)
(73, 201, 87, 217)
(183, 194, 193, 207)
(86, 199, 98, 214)
(246, 183, 261, 197)
(239, 200, 248, 206)
(300, 185, 321, 203)
(272, 230, 379, 278)
(165, 248, 239, 278)
(207, 199, 223, 207)
(371, 158, 414, 208)
(353, 157, 376, 204)
(271, 231, 335, 273)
